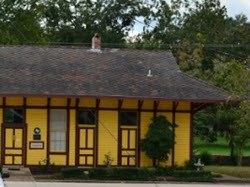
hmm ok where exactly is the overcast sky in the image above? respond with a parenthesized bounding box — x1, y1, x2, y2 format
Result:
(220, 0, 250, 19)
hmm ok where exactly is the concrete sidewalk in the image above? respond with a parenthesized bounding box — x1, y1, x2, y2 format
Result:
(3, 167, 35, 182)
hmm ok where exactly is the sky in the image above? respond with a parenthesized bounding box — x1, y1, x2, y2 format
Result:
(130, 0, 250, 37)
(220, 0, 250, 19)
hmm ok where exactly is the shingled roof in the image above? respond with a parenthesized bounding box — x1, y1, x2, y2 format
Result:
(0, 46, 228, 102)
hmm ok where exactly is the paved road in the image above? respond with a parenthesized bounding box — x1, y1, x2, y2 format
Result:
(4, 182, 250, 187)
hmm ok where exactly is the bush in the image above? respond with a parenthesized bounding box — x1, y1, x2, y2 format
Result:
(61, 168, 87, 179)
(184, 159, 196, 170)
(88, 167, 153, 180)
(147, 167, 173, 176)
(198, 151, 213, 165)
(88, 168, 109, 180)
(173, 170, 213, 182)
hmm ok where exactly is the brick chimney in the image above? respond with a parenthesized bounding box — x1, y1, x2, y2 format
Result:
(92, 33, 101, 49)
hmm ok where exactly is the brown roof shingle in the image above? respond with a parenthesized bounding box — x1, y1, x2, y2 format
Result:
(0, 46, 228, 102)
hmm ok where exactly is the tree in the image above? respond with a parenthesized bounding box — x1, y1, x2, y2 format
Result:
(0, 0, 45, 44)
(140, 115, 173, 166)
(194, 59, 250, 163)
(235, 101, 250, 166)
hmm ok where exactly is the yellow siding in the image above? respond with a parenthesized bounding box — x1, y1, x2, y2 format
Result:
(177, 102, 191, 111)
(0, 109, 2, 160)
(26, 109, 47, 165)
(6, 97, 23, 106)
(79, 98, 95, 107)
(0, 98, 2, 105)
(141, 100, 154, 110)
(122, 99, 137, 109)
(100, 99, 117, 108)
(27, 97, 47, 106)
(157, 112, 173, 166)
(69, 110, 76, 165)
(140, 112, 153, 167)
(50, 155, 67, 165)
(98, 110, 118, 166)
(175, 113, 190, 165)
(158, 101, 173, 110)
(50, 98, 67, 106)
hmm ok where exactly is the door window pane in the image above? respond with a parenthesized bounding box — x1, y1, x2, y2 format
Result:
(120, 111, 138, 126)
(4, 108, 24, 123)
(78, 110, 96, 124)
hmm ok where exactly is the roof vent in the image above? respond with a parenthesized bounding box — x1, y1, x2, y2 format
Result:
(147, 69, 153, 77)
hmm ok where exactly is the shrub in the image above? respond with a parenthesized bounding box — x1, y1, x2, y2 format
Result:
(184, 159, 196, 170)
(147, 167, 173, 176)
(198, 151, 212, 165)
(61, 168, 87, 179)
(173, 170, 213, 182)
(88, 168, 109, 180)
(89, 167, 153, 180)
(38, 158, 55, 174)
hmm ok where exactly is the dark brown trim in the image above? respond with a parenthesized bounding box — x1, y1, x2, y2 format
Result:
(137, 100, 143, 167)
(75, 98, 79, 166)
(0, 94, 229, 104)
(192, 103, 213, 114)
(153, 100, 159, 118)
(23, 97, 27, 166)
(0, 105, 192, 113)
(171, 101, 178, 167)
(94, 99, 100, 167)
(117, 99, 123, 166)
(46, 98, 51, 161)
(49, 152, 67, 155)
(1, 97, 6, 164)
(66, 98, 70, 166)
(190, 103, 194, 161)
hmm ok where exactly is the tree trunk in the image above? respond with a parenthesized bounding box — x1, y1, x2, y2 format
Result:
(229, 140, 235, 163)
(237, 146, 243, 166)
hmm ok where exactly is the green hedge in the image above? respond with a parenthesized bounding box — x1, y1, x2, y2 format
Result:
(89, 167, 154, 180)
(61, 168, 87, 179)
(173, 170, 213, 182)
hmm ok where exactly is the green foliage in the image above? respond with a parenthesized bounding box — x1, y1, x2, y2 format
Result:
(173, 170, 213, 182)
(88, 167, 153, 181)
(140, 115, 173, 166)
(197, 151, 213, 165)
(103, 151, 114, 167)
(38, 158, 55, 174)
(60, 168, 87, 179)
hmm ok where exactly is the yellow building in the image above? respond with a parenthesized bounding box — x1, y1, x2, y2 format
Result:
(0, 43, 228, 167)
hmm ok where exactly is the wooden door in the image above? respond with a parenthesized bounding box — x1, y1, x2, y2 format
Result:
(3, 127, 26, 165)
(77, 127, 95, 166)
(120, 128, 137, 166)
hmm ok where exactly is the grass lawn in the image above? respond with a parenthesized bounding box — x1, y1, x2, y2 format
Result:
(194, 136, 250, 156)
(205, 166, 250, 179)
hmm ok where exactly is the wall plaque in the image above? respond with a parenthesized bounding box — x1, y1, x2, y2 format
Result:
(29, 141, 44, 149)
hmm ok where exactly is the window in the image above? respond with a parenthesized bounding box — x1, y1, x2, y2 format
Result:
(120, 111, 138, 126)
(4, 108, 24, 123)
(50, 110, 67, 152)
(78, 110, 96, 124)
